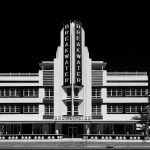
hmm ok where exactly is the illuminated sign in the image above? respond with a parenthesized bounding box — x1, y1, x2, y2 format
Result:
(63, 21, 70, 85)
(75, 21, 82, 85)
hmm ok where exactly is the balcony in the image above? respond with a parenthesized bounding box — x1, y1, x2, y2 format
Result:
(63, 96, 83, 104)
(43, 97, 54, 103)
(62, 84, 83, 93)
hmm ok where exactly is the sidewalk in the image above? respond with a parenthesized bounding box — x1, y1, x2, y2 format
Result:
(1, 139, 150, 149)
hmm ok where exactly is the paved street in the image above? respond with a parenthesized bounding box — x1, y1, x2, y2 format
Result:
(1, 139, 150, 149)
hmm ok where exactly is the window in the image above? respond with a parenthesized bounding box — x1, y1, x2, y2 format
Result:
(10, 89, 15, 96)
(0, 89, 5, 96)
(0, 88, 21, 97)
(125, 105, 147, 113)
(5, 89, 10, 97)
(45, 87, 54, 98)
(107, 88, 123, 97)
(74, 103, 78, 115)
(125, 89, 148, 97)
(67, 103, 71, 115)
(107, 105, 123, 113)
(23, 105, 39, 113)
(66, 103, 79, 115)
(92, 104, 101, 116)
(92, 87, 101, 98)
(0, 105, 20, 113)
(15, 89, 21, 97)
(23, 88, 38, 97)
(45, 105, 54, 115)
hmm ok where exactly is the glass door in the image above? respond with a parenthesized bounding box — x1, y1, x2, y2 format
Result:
(68, 127, 77, 138)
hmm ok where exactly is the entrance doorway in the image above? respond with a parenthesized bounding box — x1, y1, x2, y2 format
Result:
(68, 127, 77, 138)
(21, 124, 32, 134)
(62, 124, 83, 138)
(114, 124, 125, 134)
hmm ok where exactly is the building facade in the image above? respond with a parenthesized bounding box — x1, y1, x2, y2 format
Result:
(0, 21, 149, 139)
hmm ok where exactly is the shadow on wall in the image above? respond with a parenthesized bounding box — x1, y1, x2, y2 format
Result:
(132, 114, 148, 123)
(132, 114, 149, 136)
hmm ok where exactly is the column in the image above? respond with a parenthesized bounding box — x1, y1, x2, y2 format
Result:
(86, 124, 90, 135)
(55, 124, 59, 135)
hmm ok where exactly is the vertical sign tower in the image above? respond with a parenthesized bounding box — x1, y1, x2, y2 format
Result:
(63, 21, 71, 85)
(63, 20, 83, 116)
(75, 20, 82, 86)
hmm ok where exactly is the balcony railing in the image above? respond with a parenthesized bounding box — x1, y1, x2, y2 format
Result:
(0, 134, 145, 140)
(0, 73, 39, 76)
(107, 72, 147, 76)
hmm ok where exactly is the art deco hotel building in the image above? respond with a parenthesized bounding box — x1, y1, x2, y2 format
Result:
(0, 21, 149, 140)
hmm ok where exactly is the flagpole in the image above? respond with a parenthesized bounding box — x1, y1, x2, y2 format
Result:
(71, 21, 74, 116)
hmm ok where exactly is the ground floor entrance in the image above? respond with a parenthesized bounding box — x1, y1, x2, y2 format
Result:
(62, 124, 84, 138)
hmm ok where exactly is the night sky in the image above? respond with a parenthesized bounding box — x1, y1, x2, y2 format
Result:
(0, 5, 149, 73)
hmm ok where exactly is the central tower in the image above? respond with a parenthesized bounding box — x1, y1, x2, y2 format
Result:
(54, 20, 92, 118)
(63, 21, 83, 116)
(63, 20, 82, 86)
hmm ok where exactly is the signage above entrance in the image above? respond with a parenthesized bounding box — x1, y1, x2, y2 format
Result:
(55, 116, 92, 121)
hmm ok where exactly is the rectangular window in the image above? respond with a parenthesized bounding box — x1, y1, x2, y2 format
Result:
(45, 87, 54, 98)
(107, 88, 123, 97)
(16, 89, 21, 97)
(107, 105, 123, 113)
(74, 103, 78, 115)
(92, 87, 101, 98)
(10, 89, 16, 96)
(0, 105, 20, 113)
(23, 88, 39, 97)
(5, 89, 10, 97)
(0, 89, 5, 96)
(142, 89, 148, 96)
(125, 105, 147, 113)
(66, 103, 78, 115)
(23, 105, 39, 113)
(0, 88, 21, 97)
(67, 103, 71, 115)
(45, 105, 54, 115)
(92, 104, 101, 116)
(125, 89, 148, 97)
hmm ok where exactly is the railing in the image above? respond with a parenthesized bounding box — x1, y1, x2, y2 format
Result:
(0, 134, 63, 140)
(82, 134, 145, 140)
(0, 73, 39, 76)
(107, 72, 147, 76)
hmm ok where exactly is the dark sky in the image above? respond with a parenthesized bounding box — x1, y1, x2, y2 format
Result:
(0, 5, 149, 73)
